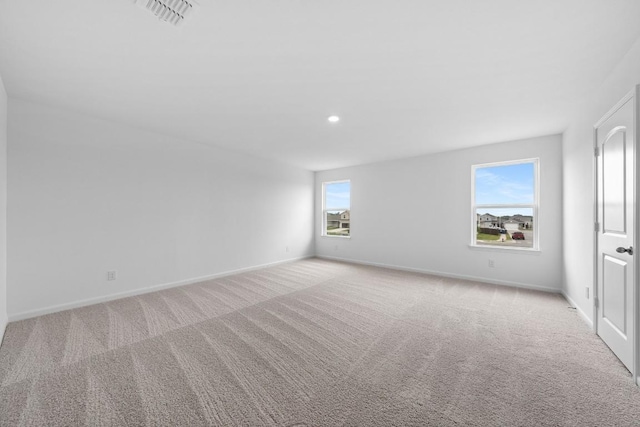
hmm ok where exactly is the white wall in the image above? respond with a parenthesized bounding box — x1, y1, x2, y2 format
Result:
(0, 75, 7, 340)
(563, 35, 640, 326)
(7, 99, 314, 319)
(316, 135, 563, 292)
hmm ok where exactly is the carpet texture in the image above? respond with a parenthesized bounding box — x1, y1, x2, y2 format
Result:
(1, 258, 639, 426)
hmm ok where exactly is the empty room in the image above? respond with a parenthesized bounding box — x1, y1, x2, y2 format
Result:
(1, 1, 640, 425)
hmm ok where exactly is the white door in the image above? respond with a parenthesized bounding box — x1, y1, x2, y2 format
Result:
(596, 90, 636, 372)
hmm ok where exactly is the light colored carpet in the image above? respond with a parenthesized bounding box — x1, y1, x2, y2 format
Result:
(1, 258, 639, 426)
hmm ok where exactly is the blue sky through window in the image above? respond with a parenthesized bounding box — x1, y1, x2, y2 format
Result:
(325, 181, 350, 209)
(475, 162, 534, 205)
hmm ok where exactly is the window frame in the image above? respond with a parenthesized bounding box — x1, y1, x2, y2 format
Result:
(322, 179, 351, 239)
(471, 158, 540, 251)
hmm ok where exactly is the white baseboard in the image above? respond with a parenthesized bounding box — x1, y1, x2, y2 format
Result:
(8, 256, 313, 322)
(317, 255, 561, 294)
(561, 291, 594, 330)
(0, 316, 7, 347)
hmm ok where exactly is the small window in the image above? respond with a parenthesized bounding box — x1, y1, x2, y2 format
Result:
(323, 180, 350, 237)
(472, 159, 538, 250)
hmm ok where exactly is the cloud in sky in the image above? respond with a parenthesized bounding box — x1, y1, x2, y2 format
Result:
(475, 163, 534, 205)
(325, 182, 351, 209)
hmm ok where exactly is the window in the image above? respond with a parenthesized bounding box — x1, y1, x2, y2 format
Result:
(472, 159, 538, 250)
(323, 180, 350, 237)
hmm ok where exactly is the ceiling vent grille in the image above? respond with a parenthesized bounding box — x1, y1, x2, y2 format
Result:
(134, 0, 198, 26)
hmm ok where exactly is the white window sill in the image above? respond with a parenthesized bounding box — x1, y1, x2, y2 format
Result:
(322, 235, 351, 239)
(468, 244, 540, 254)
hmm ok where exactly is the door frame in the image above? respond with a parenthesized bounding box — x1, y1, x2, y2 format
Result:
(593, 86, 639, 387)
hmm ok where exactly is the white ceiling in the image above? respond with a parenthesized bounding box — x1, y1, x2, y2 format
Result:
(1, 1, 639, 171)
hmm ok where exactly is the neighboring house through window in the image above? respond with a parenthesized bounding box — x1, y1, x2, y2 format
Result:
(323, 180, 350, 237)
(472, 159, 538, 250)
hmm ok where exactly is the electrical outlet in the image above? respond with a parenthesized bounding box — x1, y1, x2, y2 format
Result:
(285, 246, 290, 253)
(107, 271, 117, 281)
(334, 245, 339, 251)
(585, 287, 590, 299)
(488, 259, 495, 268)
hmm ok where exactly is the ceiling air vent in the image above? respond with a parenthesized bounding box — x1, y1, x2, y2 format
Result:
(134, 0, 198, 26)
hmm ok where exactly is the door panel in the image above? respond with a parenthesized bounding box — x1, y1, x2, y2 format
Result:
(602, 254, 627, 335)
(602, 131, 626, 234)
(596, 93, 635, 372)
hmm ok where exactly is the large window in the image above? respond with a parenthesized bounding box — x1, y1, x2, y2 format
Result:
(323, 180, 350, 237)
(472, 159, 538, 250)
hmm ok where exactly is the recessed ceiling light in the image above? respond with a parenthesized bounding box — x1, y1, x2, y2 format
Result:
(328, 116, 340, 123)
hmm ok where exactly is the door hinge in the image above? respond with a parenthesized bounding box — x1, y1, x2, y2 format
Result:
(594, 296, 599, 309)
(594, 147, 600, 157)
(595, 222, 600, 232)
